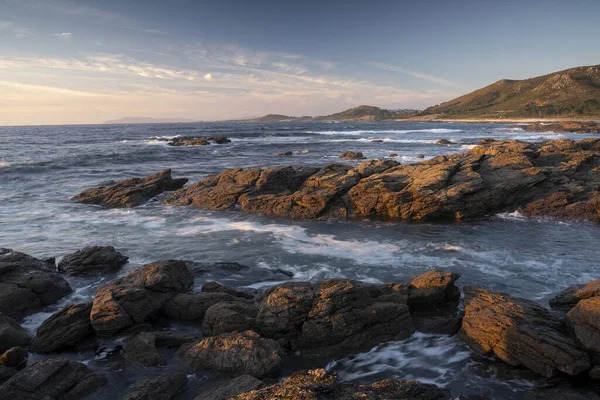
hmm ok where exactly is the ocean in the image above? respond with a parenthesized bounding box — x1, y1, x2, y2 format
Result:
(1, 121, 599, 398)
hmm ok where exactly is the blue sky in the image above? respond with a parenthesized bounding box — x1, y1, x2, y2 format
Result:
(1, 0, 599, 125)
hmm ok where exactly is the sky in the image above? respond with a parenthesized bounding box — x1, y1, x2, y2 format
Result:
(0, 0, 599, 126)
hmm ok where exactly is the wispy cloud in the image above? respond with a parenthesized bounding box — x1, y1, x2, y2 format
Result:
(0, 19, 33, 38)
(367, 62, 460, 88)
(54, 32, 72, 39)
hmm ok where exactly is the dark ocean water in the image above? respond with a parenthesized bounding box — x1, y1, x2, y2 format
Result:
(1, 121, 599, 399)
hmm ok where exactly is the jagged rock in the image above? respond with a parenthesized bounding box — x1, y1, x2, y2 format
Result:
(202, 301, 257, 336)
(0, 313, 32, 352)
(195, 375, 264, 400)
(550, 279, 600, 310)
(122, 373, 188, 400)
(229, 368, 456, 399)
(339, 151, 365, 160)
(458, 286, 591, 377)
(0, 248, 72, 319)
(153, 331, 198, 348)
(178, 330, 282, 378)
(201, 281, 257, 300)
(58, 246, 128, 276)
(123, 332, 165, 366)
(0, 347, 26, 368)
(165, 139, 600, 223)
(161, 292, 238, 320)
(90, 260, 193, 336)
(30, 303, 93, 353)
(0, 358, 107, 399)
(72, 169, 188, 208)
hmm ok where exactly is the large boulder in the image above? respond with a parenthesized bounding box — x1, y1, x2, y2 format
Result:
(123, 332, 165, 366)
(0, 358, 107, 399)
(58, 246, 128, 276)
(458, 286, 591, 377)
(195, 375, 264, 400)
(0, 347, 27, 383)
(566, 297, 600, 353)
(550, 279, 600, 311)
(165, 139, 600, 223)
(161, 292, 238, 321)
(122, 373, 188, 400)
(90, 260, 193, 336)
(178, 330, 282, 378)
(0, 248, 72, 318)
(72, 169, 188, 208)
(30, 303, 93, 353)
(0, 313, 32, 352)
(229, 368, 456, 400)
(202, 301, 257, 336)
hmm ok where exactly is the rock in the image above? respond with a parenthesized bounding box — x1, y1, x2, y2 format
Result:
(229, 368, 455, 400)
(0, 358, 107, 399)
(167, 136, 231, 146)
(58, 246, 128, 276)
(436, 139, 455, 145)
(165, 139, 600, 223)
(0, 347, 26, 368)
(72, 169, 188, 208)
(0, 313, 32, 352)
(202, 301, 257, 336)
(30, 303, 93, 353)
(153, 331, 198, 348)
(458, 286, 591, 377)
(201, 281, 257, 300)
(408, 270, 461, 308)
(276, 151, 293, 156)
(339, 151, 365, 160)
(520, 121, 600, 134)
(0, 248, 72, 319)
(566, 296, 600, 353)
(370, 139, 383, 143)
(195, 375, 264, 400)
(390, 153, 398, 157)
(590, 365, 600, 379)
(0, 365, 17, 382)
(354, 159, 400, 178)
(178, 330, 282, 378)
(123, 332, 165, 366)
(161, 292, 237, 321)
(550, 279, 600, 310)
(525, 387, 600, 400)
(122, 372, 188, 400)
(90, 260, 193, 336)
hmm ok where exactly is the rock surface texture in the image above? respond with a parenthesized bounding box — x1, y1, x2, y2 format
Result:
(58, 246, 128, 275)
(30, 303, 93, 353)
(165, 139, 600, 223)
(122, 373, 188, 400)
(0, 249, 71, 319)
(458, 286, 591, 377)
(0, 313, 31, 352)
(73, 169, 188, 208)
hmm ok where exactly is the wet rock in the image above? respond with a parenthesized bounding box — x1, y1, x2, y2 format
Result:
(165, 139, 600, 223)
(339, 151, 365, 160)
(0, 358, 107, 399)
(201, 281, 257, 300)
(58, 246, 129, 276)
(550, 279, 600, 310)
(167, 136, 231, 146)
(0, 313, 32, 352)
(195, 375, 264, 400)
(122, 372, 188, 400)
(229, 368, 455, 399)
(161, 292, 237, 321)
(436, 139, 456, 145)
(178, 330, 282, 378)
(202, 301, 257, 336)
(0, 347, 26, 369)
(30, 303, 93, 353)
(0, 248, 72, 319)
(123, 332, 165, 366)
(90, 260, 193, 336)
(153, 331, 198, 348)
(73, 169, 188, 208)
(458, 286, 591, 377)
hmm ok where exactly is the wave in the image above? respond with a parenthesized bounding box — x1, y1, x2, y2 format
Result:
(307, 128, 463, 136)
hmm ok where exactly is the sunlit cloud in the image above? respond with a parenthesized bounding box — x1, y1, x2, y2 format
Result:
(203, 73, 213, 81)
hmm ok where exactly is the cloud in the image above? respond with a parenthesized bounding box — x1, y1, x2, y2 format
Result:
(367, 62, 460, 88)
(203, 73, 213, 81)
(54, 32, 72, 39)
(0, 20, 33, 38)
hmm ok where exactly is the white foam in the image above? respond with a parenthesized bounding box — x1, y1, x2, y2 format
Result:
(0, 161, 10, 168)
(495, 211, 526, 220)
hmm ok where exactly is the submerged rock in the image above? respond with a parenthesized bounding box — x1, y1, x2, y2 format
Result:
(0, 313, 31, 353)
(122, 373, 188, 400)
(0, 248, 72, 319)
(30, 303, 93, 353)
(165, 139, 600, 223)
(73, 169, 188, 208)
(229, 368, 456, 399)
(458, 286, 591, 377)
(58, 246, 128, 276)
(0, 358, 107, 399)
(178, 330, 282, 378)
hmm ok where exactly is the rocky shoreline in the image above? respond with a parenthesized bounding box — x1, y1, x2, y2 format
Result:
(516, 121, 600, 134)
(2, 246, 600, 399)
